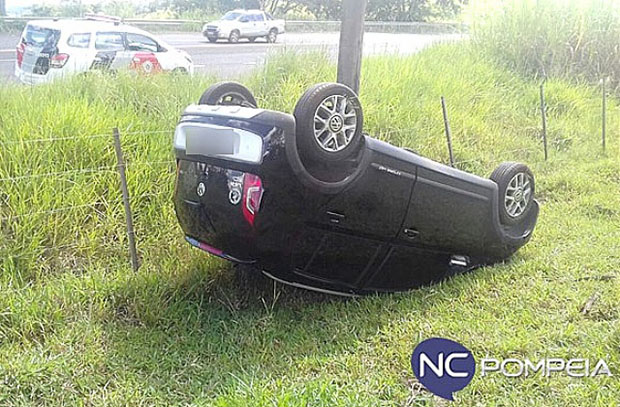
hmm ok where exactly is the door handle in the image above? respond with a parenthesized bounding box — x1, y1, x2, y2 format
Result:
(403, 228, 419, 239)
(326, 211, 345, 224)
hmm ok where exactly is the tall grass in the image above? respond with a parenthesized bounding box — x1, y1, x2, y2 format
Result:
(471, 0, 620, 91)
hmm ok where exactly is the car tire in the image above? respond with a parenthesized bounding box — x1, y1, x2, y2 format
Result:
(171, 67, 188, 75)
(207, 36, 217, 43)
(198, 81, 258, 108)
(293, 82, 363, 162)
(490, 162, 535, 226)
(228, 30, 240, 43)
(266, 29, 278, 43)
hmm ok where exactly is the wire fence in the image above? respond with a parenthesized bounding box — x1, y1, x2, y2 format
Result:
(0, 81, 614, 269)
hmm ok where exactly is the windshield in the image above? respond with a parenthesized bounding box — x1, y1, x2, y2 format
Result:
(221, 12, 243, 21)
(22, 24, 61, 48)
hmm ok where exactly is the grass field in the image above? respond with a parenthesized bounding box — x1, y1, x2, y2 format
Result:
(0, 39, 619, 405)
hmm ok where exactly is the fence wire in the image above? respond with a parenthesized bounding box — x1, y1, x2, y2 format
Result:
(0, 81, 612, 270)
(0, 129, 173, 146)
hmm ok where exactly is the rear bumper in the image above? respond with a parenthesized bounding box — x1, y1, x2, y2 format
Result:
(15, 66, 66, 85)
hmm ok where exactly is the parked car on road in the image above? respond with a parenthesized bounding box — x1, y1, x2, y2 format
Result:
(15, 15, 194, 85)
(202, 9, 285, 43)
(173, 82, 539, 296)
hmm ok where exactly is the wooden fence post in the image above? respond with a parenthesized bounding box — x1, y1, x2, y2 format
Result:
(113, 127, 139, 272)
(601, 78, 607, 151)
(441, 96, 455, 167)
(539, 80, 548, 161)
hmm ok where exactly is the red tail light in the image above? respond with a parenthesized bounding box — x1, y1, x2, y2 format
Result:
(16, 42, 25, 68)
(242, 173, 263, 226)
(50, 53, 69, 69)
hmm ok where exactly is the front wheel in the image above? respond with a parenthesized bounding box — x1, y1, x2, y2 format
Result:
(228, 30, 240, 43)
(266, 29, 278, 43)
(490, 162, 535, 226)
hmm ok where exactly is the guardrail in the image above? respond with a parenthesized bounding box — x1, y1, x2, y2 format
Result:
(1, 17, 467, 34)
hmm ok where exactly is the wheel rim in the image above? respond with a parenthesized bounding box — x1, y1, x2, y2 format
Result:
(216, 91, 252, 107)
(504, 172, 532, 218)
(231, 32, 239, 42)
(313, 95, 357, 152)
(269, 31, 277, 42)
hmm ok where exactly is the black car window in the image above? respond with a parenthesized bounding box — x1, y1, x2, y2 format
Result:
(95, 32, 124, 50)
(265, 12, 274, 20)
(23, 25, 60, 48)
(253, 13, 265, 21)
(126, 33, 159, 53)
(67, 33, 91, 48)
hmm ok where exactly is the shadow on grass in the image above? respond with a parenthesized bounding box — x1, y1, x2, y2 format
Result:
(99, 258, 472, 400)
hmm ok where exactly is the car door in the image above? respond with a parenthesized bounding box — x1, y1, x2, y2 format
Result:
(64, 31, 96, 75)
(125, 32, 163, 73)
(253, 13, 268, 36)
(291, 149, 416, 288)
(238, 14, 253, 37)
(92, 31, 130, 71)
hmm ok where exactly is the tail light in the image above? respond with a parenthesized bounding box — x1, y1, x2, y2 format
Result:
(50, 53, 69, 68)
(242, 173, 263, 226)
(16, 42, 25, 68)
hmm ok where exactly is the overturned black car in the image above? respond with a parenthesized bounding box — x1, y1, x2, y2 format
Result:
(173, 82, 539, 295)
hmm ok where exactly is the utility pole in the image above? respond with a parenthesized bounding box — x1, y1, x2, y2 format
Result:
(0, 0, 7, 17)
(337, 0, 367, 94)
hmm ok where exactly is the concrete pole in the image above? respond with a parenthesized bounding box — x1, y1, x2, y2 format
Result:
(337, 0, 367, 94)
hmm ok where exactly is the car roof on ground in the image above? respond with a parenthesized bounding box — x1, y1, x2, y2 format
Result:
(26, 19, 149, 35)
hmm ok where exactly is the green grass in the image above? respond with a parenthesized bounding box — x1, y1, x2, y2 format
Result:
(471, 0, 620, 92)
(0, 43, 619, 405)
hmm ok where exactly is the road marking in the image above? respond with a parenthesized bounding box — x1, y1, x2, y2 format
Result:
(0, 59, 15, 63)
(0, 49, 15, 53)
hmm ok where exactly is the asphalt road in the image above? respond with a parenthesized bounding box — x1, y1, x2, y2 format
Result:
(0, 31, 463, 84)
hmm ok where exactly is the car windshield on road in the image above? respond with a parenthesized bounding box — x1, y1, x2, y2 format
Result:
(22, 25, 60, 48)
(221, 12, 243, 21)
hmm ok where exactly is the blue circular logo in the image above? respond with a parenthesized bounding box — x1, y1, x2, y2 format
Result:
(411, 338, 476, 401)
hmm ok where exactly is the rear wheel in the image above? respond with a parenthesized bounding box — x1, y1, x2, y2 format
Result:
(198, 81, 258, 108)
(293, 82, 363, 162)
(490, 162, 535, 226)
(266, 28, 278, 43)
(171, 67, 188, 75)
(228, 30, 240, 43)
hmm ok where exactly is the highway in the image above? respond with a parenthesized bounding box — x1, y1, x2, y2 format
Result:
(0, 31, 463, 84)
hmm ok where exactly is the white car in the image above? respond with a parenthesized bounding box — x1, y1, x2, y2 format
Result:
(15, 16, 194, 85)
(202, 9, 285, 43)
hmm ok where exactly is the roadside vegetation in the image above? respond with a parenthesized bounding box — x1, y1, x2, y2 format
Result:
(6, 0, 465, 22)
(1, 0, 619, 405)
(471, 0, 620, 91)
